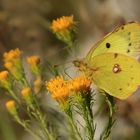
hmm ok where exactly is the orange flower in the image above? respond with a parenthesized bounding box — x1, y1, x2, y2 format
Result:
(27, 55, 41, 75)
(50, 15, 77, 45)
(68, 76, 91, 92)
(0, 70, 12, 89)
(6, 100, 18, 116)
(27, 55, 40, 65)
(0, 71, 9, 80)
(3, 48, 24, 80)
(21, 87, 34, 106)
(33, 78, 42, 93)
(3, 48, 22, 62)
(46, 75, 91, 101)
(51, 15, 75, 33)
(46, 76, 70, 101)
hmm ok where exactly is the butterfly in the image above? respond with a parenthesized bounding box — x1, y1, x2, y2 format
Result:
(74, 22, 140, 100)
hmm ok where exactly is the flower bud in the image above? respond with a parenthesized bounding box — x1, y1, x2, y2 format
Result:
(33, 77, 42, 93)
(21, 87, 33, 106)
(0, 71, 12, 89)
(6, 100, 18, 116)
(27, 56, 41, 75)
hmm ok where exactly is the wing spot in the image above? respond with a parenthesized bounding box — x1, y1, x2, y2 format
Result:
(106, 43, 111, 48)
(119, 88, 122, 91)
(131, 77, 134, 80)
(128, 43, 131, 46)
(127, 49, 130, 53)
(121, 26, 124, 30)
(113, 64, 121, 73)
(114, 53, 118, 58)
(128, 32, 131, 35)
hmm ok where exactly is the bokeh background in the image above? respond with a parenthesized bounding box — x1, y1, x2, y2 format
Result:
(1, 0, 140, 140)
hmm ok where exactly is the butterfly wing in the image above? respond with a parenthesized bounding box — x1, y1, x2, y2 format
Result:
(84, 53, 140, 99)
(86, 22, 140, 62)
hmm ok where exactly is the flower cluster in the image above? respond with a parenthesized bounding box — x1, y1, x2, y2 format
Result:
(46, 75, 91, 101)
(3, 48, 24, 80)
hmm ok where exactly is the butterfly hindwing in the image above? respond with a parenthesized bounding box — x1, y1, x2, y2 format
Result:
(84, 53, 140, 99)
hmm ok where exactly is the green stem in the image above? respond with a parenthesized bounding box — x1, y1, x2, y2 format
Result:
(19, 75, 54, 140)
(15, 116, 42, 140)
(8, 89, 20, 103)
(68, 115, 83, 140)
(100, 95, 115, 140)
(30, 97, 54, 140)
(82, 102, 94, 140)
(35, 109, 54, 140)
(81, 93, 95, 140)
(21, 78, 29, 87)
(63, 102, 83, 140)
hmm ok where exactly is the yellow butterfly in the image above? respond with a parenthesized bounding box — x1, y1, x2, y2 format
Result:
(74, 22, 140, 100)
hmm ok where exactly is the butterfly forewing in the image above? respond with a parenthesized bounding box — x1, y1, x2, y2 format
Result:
(86, 22, 140, 62)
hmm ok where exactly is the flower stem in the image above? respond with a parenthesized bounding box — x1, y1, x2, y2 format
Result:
(62, 102, 83, 140)
(8, 89, 20, 103)
(82, 100, 95, 140)
(68, 115, 83, 140)
(14, 116, 42, 140)
(31, 97, 54, 140)
(100, 95, 115, 140)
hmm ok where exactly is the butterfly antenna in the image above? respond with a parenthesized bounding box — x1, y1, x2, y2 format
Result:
(46, 44, 76, 59)
(63, 66, 73, 79)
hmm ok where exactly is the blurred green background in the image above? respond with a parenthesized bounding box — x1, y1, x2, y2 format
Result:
(1, 0, 140, 140)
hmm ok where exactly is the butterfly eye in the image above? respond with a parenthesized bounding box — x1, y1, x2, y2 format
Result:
(106, 43, 111, 48)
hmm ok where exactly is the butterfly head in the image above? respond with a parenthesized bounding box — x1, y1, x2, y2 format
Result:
(73, 59, 87, 71)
